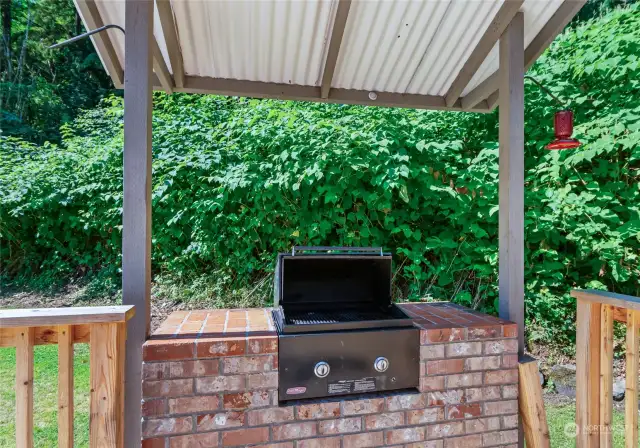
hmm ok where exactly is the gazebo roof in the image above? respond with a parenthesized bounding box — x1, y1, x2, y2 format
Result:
(75, 0, 584, 112)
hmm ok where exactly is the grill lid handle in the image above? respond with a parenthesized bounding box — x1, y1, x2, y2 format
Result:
(291, 246, 384, 256)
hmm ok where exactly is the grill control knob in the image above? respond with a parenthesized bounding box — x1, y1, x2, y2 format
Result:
(314, 362, 330, 378)
(374, 357, 389, 373)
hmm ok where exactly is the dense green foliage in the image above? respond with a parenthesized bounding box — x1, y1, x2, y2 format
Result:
(574, 0, 639, 21)
(2, 5, 640, 346)
(0, 0, 113, 143)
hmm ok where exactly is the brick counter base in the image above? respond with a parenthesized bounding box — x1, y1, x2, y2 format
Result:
(142, 303, 519, 448)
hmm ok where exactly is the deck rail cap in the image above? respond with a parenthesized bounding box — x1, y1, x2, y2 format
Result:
(0, 305, 135, 327)
(571, 289, 640, 310)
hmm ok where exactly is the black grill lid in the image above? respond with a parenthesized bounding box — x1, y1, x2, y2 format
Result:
(273, 247, 392, 309)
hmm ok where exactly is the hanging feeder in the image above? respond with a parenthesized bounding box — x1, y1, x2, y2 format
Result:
(524, 76, 581, 150)
(546, 110, 581, 150)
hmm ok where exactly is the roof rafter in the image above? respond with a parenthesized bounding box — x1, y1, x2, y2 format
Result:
(74, 0, 124, 88)
(156, 0, 184, 88)
(152, 39, 173, 94)
(320, 0, 352, 99)
(155, 76, 491, 112)
(487, 91, 499, 109)
(461, 0, 587, 111)
(461, 72, 498, 110)
(444, 0, 523, 107)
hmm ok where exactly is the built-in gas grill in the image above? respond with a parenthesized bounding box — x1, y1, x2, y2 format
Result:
(273, 247, 419, 402)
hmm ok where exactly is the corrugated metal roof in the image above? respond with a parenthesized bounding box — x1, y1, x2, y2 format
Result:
(76, 0, 582, 111)
(333, 0, 502, 95)
(173, 0, 336, 84)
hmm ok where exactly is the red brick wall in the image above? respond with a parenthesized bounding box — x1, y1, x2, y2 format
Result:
(141, 307, 519, 448)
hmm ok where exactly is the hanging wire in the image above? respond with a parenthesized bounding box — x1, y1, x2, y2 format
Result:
(49, 24, 125, 50)
(524, 76, 567, 108)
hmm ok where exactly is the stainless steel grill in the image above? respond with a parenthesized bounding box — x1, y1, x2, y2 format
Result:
(273, 247, 419, 402)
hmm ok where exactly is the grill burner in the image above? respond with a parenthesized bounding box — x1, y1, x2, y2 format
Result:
(273, 247, 419, 402)
(285, 309, 394, 325)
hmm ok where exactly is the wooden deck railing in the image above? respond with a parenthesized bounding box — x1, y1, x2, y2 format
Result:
(573, 289, 640, 448)
(0, 306, 134, 448)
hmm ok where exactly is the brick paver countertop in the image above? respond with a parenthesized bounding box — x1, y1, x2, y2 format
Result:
(150, 302, 516, 341)
(142, 303, 518, 448)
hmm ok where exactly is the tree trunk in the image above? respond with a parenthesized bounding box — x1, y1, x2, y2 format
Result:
(75, 11, 82, 36)
(1, 0, 11, 77)
(1, 0, 10, 52)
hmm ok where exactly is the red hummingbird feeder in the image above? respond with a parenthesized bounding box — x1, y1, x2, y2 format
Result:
(546, 110, 581, 150)
(525, 76, 581, 150)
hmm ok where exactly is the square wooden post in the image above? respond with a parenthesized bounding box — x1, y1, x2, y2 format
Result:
(600, 304, 614, 447)
(498, 12, 525, 355)
(89, 322, 127, 447)
(58, 325, 74, 448)
(15, 327, 34, 448)
(625, 309, 640, 448)
(123, 0, 153, 446)
(498, 13, 525, 448)
(575, 299, 602, 448)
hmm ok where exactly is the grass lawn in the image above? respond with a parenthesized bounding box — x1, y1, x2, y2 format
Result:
(0, 345, 632, 447)
(546, 401, 630, 447)
(0, 345, 90, 447)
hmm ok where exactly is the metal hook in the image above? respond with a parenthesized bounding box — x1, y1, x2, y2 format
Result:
(49, 24, 125, 50)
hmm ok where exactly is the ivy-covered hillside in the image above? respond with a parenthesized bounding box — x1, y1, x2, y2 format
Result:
(2, 5, 639, 345)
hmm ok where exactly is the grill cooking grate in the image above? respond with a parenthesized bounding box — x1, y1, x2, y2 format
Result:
(285, 310, 395, 325)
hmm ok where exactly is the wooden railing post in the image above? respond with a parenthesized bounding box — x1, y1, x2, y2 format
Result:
(0, 306, 134, 448)
(15, 327, 34, 448)
(58, 325, 74, 448)
(90, 322, 127, 447)
(625, 309, 640, 448)
(600, 304, 614, 448)
(518, 355, 550, 448)
(575, 297, 601, 448)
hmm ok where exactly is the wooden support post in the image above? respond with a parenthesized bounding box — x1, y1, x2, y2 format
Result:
(58, 325, 74, 448)
(518, 355, 550, 448)
(625, 309, 639, 448)
(600, 304, 614, 448)
(576, 299, 602, 448)
(15, 327, 34, 448)
(89, 323, 126, 447)
(498, 12, 525, 354)
(123, 0, 153, 445)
